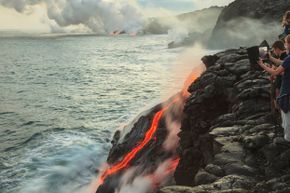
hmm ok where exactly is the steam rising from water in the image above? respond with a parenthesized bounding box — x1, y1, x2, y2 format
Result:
(0, 0, 144, 34)
(0, 0, 223, 42)
(94, 44, 207, 193)
(114, 158, 179, 193)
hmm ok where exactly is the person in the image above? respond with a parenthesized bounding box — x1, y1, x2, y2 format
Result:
(269, 40, 288, 99)
(280, 11, 290, 40)
(258, 35, 290, 142)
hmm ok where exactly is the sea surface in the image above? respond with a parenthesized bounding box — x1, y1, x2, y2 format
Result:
(0, 34, 199, 193)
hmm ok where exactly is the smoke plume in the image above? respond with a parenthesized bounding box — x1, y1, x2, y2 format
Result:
(209, 17, 282, 49)
(0, 0, 144, 34)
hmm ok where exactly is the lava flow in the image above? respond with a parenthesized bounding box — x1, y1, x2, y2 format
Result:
(96, 67, 201, 191)
(98, 98, 180, 184)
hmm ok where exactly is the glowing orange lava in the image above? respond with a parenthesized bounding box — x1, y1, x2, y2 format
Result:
(98, 68, 199, 185)
(165, 158, 180, 174)
(99, 99, 179, 183)
(182, 69, 202, 98)
(150, 157, 180, 189)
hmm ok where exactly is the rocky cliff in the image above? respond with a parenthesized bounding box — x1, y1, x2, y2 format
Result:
(160, 48, 290, 193)
(97, 45, 290, 193)
(209, 0, 290, 49)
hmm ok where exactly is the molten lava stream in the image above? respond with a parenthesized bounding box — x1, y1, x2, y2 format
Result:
(98, 98, 179, 184)
(98, 68, 200, 185)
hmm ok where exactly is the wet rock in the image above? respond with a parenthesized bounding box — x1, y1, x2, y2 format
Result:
(160, 175, 254, 193)
(213, 175, 256, 190)
(223, 163, 257, 177)
(223, 59, 250, 75)
(194, 170, 218, 185)
(279, 149, 290, 163)
(174, 166, 198, 186)
(236, 86, 270, 100)
(205, 164, 225, 177)
(216, 53, 248, 65)
(211, 114, 237, 128)
(111, 130, 121, 146)
(213, 152, 242, 166)
(273, 137, 290, 148)
(243, 154, 258, 168)
(158, 186, 250, 193)
(242, 134, 269, 150)
(99, 46, 290, 193)
(202, 55, 219, 68)
(232, 99, 270, 119)
(235, 79, 269, 91)
(210, 126, 240, 137)
(173, 47, 290, 192)
(248, 124, 275, 134)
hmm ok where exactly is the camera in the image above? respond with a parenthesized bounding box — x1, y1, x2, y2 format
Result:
(259, 46, 269, 61)
(247, 40, 271, 70)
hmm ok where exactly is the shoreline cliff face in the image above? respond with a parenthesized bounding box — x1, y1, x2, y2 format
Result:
(97, 48, 290, 193)
(161, 48, 290, 193)
(209, 0, 290, 49)
(169, 0, 290, 49)
(98, 46, 290, 193)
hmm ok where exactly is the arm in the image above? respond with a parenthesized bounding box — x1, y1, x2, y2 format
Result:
(258, 59, 284, 76)
(269, 53, 283, 66)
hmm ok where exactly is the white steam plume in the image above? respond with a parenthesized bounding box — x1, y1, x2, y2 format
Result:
(210, 18, 282, 49)
(162, 44, 206, 152)
(0, 0, 144, 34)
(115, 158, 179, 193)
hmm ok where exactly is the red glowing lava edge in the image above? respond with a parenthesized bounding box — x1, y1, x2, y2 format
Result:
(99, 98, 179, 183)
(98, 71, 199, 184)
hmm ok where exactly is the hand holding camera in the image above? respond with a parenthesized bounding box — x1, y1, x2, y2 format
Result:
(247, 40, 274, 70)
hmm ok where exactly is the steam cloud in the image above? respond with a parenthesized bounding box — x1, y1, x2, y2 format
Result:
(210, 17, 282, 49)
(0, 0, 144, 34)
(115, 158, 179, 193)
(0, 0, 224, 40)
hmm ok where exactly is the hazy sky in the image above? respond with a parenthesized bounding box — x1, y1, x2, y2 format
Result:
(0, 0, 235, 33)
(138, 0, 234, 12)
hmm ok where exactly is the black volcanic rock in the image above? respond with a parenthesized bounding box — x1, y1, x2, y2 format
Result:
(98, 41, 290, 193)
(96, 94, 187, 193)
(216, 0, 286, 23)
(158, 47, 290, 193)
(209, 0, 290, 49)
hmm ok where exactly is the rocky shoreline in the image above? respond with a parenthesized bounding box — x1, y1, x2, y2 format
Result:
(98, 47, 290, 193)
(98, 48, 290, 193)
(161, 48, 290, 193)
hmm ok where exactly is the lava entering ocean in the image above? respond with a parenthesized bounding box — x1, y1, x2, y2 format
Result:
(98, 97, 180, 184)
(95, 66, 203, 193)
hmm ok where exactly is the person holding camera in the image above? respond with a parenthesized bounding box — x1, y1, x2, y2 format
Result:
(283, 11, 290, 37)
(279, 11, 290, 41)
(258, 35, 290, 142)
(269, 41, 288, 98)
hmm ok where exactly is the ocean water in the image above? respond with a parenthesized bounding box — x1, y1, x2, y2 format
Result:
(0, 34, 193, 193)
